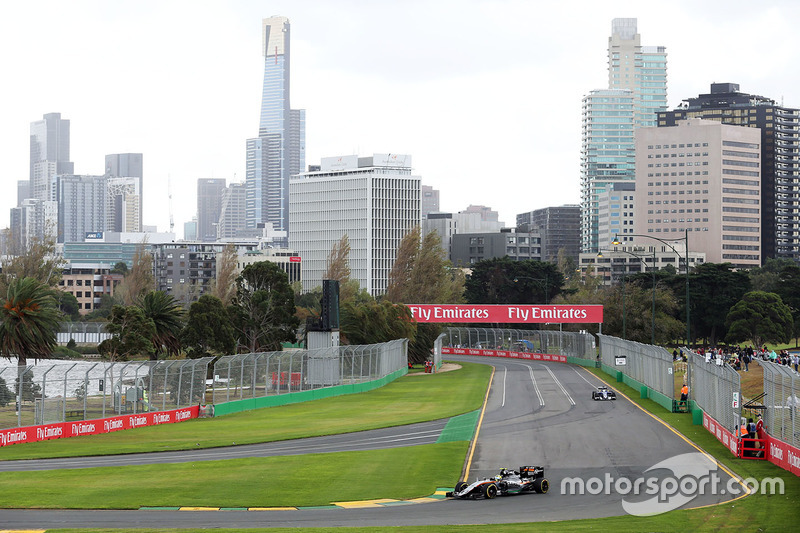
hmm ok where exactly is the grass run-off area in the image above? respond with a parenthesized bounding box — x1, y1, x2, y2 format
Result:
(3, 360, 800, 532)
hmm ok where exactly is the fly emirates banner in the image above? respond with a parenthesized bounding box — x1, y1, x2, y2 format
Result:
(407, 304, 603, 324)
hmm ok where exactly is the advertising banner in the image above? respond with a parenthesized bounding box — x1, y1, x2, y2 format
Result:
(441, 346, 567, 363)
(766, 436, 800, 476)
(408, 304, 603, 324)
(703, 411, 741, 456)
(0, 405, 200, 448)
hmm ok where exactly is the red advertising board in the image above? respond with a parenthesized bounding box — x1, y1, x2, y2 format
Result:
(766, 435, 800, 476)
(702, 411, 739, 456)
(441, 346, 568, 363)
(408, 304, 603, 324)
(0, 405, 199, 448)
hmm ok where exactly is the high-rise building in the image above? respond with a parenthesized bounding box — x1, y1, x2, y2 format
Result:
(9, 198, 57, 253)
(289, 154, 420, 296)
(29, 113, 74, 200)
(517, 205, 581, 264)
(184, 217, 198, 241)
(17, 180, 30, 206)
(421, 185, 440, 218)
(658, 83, 800, 263)
(197, 178, 226, 242)
(105, 153, 143, 230)
(246, 16, 305, 244)
(581, 19, 667, 253)
(580, 89, 635, 252)
(106, 177, 141, 233)
(607, 18, 668, 127)
(217, 182, 248, 240)
(55, 175, 107, 243)
(634, 118, 762, 269)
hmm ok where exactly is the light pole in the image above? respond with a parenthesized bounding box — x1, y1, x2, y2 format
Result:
(612, 229, 690, 347)
(598, 248, 657, 344)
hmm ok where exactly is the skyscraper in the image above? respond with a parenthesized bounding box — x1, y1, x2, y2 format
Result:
(580, 19, 667, 253)
(246, 16, 305, 245)
(197, 178, 226, 241)
(29, 112, 74, 201)
(658, 83, 800, 263)
(105, 153, 143, 230)
(55, 175, 107, 243)
(217, 182, 248, 240)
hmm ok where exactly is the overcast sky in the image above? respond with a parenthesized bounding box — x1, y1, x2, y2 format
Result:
(2, 0, 799, 238)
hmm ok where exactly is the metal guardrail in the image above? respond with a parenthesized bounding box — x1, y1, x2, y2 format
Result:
(0, 358, 212, 429)
(761, 361, 799, 449)
(441, 327, 596, 363)
(210, 339, 408, 404)
(599, 335, 674, 401)
(684, 348, 741, 433)
(57, 322, 111, 345)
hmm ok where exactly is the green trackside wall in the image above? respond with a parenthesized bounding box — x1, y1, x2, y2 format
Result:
(567, 356, 598, 368)
(599, 363, 673, 412)
(212, 367, 408, 417)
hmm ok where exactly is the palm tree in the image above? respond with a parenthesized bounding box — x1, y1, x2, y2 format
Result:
(137, 290, 185, 359)
(0, 277, 61, 425)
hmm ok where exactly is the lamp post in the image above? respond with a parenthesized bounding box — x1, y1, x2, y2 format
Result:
(612, 229, 690, 347)
(598, 248, 657, 344)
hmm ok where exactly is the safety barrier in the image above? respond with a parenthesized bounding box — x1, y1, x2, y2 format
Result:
(761, 361, 799, 450)
(684, 348, 741, 434)
(441, 327, 595, 365)
(598, 335, 675, 412)
(0, 405, 198, 448)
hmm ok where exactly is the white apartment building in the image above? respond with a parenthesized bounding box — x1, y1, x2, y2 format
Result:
(634, 118, 762, 269)
(289, 154, 421, 296)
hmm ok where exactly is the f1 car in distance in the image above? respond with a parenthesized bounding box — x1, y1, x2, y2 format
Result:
(446, 466, 549, 499)
(592, 385, 616, 401)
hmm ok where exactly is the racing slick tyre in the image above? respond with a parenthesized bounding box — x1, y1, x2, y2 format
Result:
(483, 483, 498, 499)
(592, 392, 598, 400)
(532, 478, 549, 494)
(454, 481, 468, 494)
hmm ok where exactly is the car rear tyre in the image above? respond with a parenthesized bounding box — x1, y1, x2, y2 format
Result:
(483, 483, 498, 499)
(532, 478, 549, 494)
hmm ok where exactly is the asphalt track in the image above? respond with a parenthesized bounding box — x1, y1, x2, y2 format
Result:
(0, 356, 744, 529)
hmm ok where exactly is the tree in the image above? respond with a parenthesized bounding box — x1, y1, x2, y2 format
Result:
(323, 234, 363, 303)
(685, 263, 750, 346)
(340, 299, 417, 346)
(386, 228, 465, 304)
(137, 291, 185, 359)
(0, 377, 14, 407)
(98, 305, 156, 361)
(211, 244, 238, 306)
(115, 244, 154, 305)
(0, 233, 64, 294)
(181, 294, 235, 358)
(56, 290, 81, 321)
(229, 261, 299, 352)
(772, 262, 800, 347)
(111, 262, 129, 275)
(83, 294, 116, 321)
(464, 257, 563, 305)
(725, 291, 794, 349)
(0, 277, 60, 416)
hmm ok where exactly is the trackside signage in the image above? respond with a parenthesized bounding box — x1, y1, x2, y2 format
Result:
(441, 347, 568, 363)
(408, 304, 603, 324)
(0, 406, 198, 448)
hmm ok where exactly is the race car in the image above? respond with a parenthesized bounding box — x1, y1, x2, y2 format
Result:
(446, 466, 549, 499)
(592, 385, 616, 401)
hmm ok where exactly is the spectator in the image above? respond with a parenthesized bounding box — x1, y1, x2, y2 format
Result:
(742, 352, 750, 372)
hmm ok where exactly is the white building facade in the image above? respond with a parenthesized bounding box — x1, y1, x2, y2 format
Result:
(289, 154, 421, 296)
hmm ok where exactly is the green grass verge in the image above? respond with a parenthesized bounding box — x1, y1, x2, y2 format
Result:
(0, 362, 491, 460)
(0, 442, 467, 509)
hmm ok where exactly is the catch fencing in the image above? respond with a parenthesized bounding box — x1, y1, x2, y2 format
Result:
(0, 358, 212, 429)
(683, 348, 741, 435)
(761, 361, 799, 449)
(598, 335, 675, 411)
(210, 339, 408, 405)
(441, 327, 596, 364)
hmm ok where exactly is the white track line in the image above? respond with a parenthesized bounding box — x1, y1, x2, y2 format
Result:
(544, 365, 576, 406)
(528, 365, 545, 406)
(572, 366, 600, 388)
(501, 366, 507, 407)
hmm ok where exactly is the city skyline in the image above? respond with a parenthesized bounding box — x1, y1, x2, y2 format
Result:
(2, 1, 800, 238)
